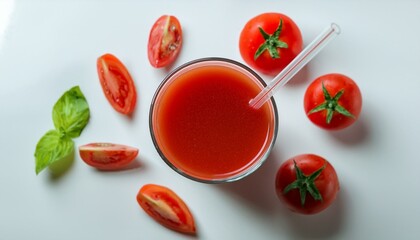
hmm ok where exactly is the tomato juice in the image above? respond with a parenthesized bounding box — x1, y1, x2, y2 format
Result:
(150, 58, 278, 183)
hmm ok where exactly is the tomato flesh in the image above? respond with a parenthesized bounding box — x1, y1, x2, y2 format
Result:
(304, 73, 362, 130)
(275, 154, 340, 215)
(239, 13, 302, 76)
(79, 143, 138, 170)
(137, 184, 196, 234)
(148, 15, 183, 68)
(97, 53, 137, 115)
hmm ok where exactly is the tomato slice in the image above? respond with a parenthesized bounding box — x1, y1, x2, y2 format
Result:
(97, 53, 137, 115)
(79, 143, 139, 170)
(137, 184, 196, 234)
(148, 15, 183, 68)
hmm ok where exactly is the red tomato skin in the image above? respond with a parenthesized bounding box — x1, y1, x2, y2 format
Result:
(304, 73, 362, 130)
(97, 54, 137, 115)
(275, 154, 340, 215)
(239, 13, 303, 76)
(148, 15, 183, 68)
(79, 143, 138, 170)
(137, 184, 196, 234)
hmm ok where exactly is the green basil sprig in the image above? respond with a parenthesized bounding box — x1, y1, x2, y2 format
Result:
(34, 86, 90, 174)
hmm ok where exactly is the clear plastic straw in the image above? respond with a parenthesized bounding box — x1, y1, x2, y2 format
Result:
(249, 23, 341, 109)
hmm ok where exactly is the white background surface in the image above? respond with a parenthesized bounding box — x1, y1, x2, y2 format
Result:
(1, 0, 420, 239)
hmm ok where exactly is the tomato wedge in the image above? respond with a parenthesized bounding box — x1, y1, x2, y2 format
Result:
(97, 53, 137, 115)
(79, 143, 138, 170)
(148, 15, 183, 68)
(137, 184, 196, 234)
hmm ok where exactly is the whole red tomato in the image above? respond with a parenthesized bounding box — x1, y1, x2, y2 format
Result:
(148, 15, 183, 68)
(239, 12, 302, 76)
(304, 73, 362, 130)
(275, 154, 339, 215)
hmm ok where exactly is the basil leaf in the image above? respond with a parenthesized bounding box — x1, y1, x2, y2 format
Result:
(35, 86, 89, 175)
(52, 86, 90, 138)
(34, 130, 74, 175)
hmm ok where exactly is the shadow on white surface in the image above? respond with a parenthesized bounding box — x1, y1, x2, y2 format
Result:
(329, 114, 370, 146)
(215, 146, 285, 216)
(258, 63, 312, 88)
(46, 153, 146, 183)
(284, 185, 347, 239)
(284, 64, 312, 87)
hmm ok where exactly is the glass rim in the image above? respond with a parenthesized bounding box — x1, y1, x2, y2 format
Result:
(149, 57, 279, 184)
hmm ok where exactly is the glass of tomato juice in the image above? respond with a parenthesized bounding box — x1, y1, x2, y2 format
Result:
(150, 58, 278, 183)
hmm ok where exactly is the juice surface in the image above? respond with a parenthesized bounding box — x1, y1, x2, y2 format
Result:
(154, 64, 275, 180)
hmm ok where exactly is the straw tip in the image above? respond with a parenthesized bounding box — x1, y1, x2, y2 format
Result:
(331, 23, 341, 34)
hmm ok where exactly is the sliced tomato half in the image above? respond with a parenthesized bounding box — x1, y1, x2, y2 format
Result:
(147, 15, 183, 68)
(97, 53, 137, 115)
(137, 184, 196, 234)
(79, 143, 138, 170)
